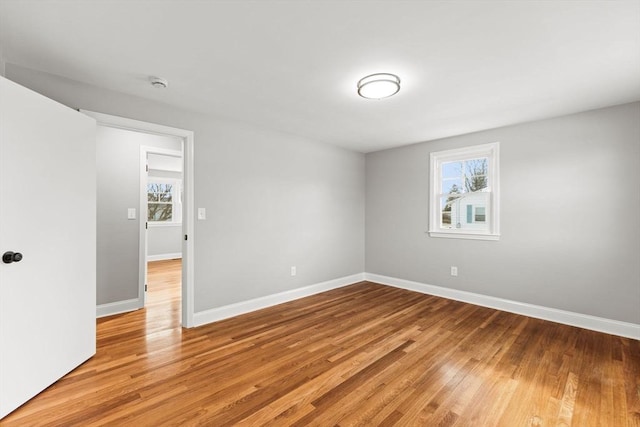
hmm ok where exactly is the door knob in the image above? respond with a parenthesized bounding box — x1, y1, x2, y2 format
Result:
(2, 251, 23, 264)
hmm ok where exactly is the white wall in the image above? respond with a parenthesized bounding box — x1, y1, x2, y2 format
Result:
(6, 64, 365, 313)
(147, 224, 182, 260)
(148, 154, 181, 172)
(366, 102, 640, 325)
(96, 126, 182, 304)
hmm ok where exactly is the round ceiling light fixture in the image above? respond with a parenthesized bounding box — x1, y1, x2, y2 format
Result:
(150, 76, 169, 89)
(357, 73, 400, 99)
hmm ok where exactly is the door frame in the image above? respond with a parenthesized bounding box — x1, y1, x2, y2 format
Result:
(82, 110, 196, 327)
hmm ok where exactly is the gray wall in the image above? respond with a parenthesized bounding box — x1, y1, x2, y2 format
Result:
(10, 63, 635, 325)
(148, 225, 182, 258)
(96, 126, 182, 304)
(0, 44, 5, 77)
(7, 64, 365, 312)
(366, 102, 640, 324)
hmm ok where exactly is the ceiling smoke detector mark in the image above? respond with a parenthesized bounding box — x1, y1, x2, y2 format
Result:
(149, 76, 168, 89)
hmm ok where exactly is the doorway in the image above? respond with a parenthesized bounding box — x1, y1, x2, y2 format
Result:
(141, 147, 183, 311)
(84, 110, 195, 327)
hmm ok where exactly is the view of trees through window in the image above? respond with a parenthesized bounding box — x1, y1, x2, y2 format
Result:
(441, 158, 488, 225)
(147, 183, 173, 222)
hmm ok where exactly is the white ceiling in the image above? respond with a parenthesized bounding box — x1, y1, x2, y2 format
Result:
(1, 1, 639, 153)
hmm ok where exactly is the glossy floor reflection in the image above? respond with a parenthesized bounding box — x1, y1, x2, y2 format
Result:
(145, 258, 182, 333)
(2, 266, 638, 426)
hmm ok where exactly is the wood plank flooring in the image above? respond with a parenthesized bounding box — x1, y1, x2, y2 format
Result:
(2, 259, 639, 426)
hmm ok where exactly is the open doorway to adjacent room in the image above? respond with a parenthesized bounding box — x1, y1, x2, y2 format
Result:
(143, 148, 183, 322)
(86, 110, 195, 327)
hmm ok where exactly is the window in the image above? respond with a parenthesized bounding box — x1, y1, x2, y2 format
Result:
(147, 178, 182, 223)
(429, 142, 499, 240)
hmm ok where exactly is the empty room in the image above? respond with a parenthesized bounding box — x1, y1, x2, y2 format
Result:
(0, 1, 638, 426)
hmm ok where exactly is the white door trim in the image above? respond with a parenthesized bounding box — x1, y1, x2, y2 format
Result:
(81, 110, 196, 328)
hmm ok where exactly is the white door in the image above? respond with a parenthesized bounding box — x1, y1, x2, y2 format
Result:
(0, 76, 97, 419)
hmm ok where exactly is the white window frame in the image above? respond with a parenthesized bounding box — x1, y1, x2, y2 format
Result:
(147, 177, 183, 225)
(429, 142, 500, 241)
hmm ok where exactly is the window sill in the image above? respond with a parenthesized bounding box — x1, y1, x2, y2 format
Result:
(428, 230, 500, 241)
(148, 222, 182, 228)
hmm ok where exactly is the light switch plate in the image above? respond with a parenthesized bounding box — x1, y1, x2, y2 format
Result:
(198, 208, 206, 220)
(127, 208, 136, 220)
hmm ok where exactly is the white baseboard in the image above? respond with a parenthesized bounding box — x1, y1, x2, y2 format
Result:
(193, 273, 365, 327)
(147, 252, 182, 262)
(365, 273, 640, 340)
(96, 298, 141, 318)
(98, 272, 639, 340)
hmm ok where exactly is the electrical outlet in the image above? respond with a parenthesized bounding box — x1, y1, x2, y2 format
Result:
(291, 266, 296, 276)
(450, 266, 458, 277)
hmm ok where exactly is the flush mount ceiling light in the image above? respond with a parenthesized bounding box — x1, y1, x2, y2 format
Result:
(357, 73, 400, 99)
(149, 76, 168, 89)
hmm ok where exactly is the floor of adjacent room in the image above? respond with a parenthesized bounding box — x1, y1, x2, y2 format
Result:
(2, 259, 639, 426)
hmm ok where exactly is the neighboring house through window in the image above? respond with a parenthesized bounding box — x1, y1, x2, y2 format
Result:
(429, 142, 500, 240)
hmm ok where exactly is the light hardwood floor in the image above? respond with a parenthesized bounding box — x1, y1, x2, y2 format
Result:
(2, 259, 639, 426)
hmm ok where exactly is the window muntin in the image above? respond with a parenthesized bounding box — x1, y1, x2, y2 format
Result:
(429, 142, 499, 240)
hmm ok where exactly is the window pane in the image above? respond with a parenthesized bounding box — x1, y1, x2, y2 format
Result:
(442, 161, 462, 179)
(441, 178, 463, 195)
(440, 192, 489, 231)
(441, 210, 452, 226)
(463, 158, 488, 192)
(148, 193, 158, 202)
(159, 193, 172, 202)
(440, 194, 460, 228)
(148, 203, 172, 222)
